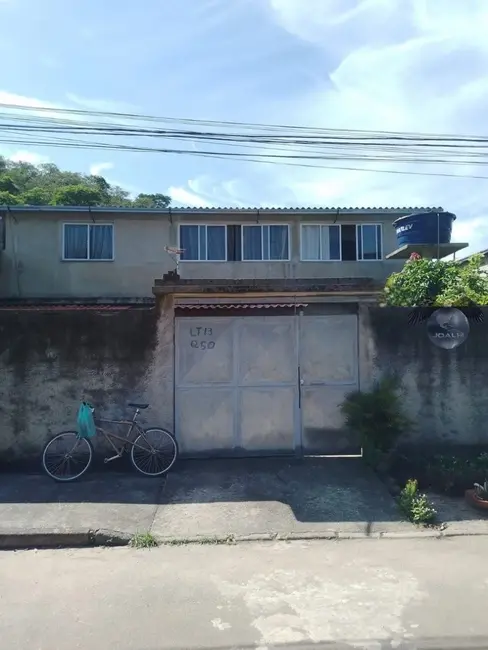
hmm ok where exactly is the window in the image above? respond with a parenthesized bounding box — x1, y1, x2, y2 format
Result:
(179, 223, 289, 261)
(301, 223, 383, 262)
(242, 225, 289, 261)
(301, 225, 341, 261)
(179, 225, 226, 261)
(357, 224, 382, 261)
(63, 223, 114, 261)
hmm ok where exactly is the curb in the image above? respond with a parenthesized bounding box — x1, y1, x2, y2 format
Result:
(154, 528, 488, 545)
(1, 527, 487, 550)
(0, 528, 131, 550)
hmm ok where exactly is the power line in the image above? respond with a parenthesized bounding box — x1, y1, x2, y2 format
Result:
(1, 102, 488, 180)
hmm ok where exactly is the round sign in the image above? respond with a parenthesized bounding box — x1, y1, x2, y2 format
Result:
(427, 308, 470, 349)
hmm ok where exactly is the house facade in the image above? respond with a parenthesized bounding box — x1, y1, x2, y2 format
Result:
(0, 205, 445, 459)
(0, 205, 419, 300)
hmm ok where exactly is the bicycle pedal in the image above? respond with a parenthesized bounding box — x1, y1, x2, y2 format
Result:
(104, 454, 122, 463)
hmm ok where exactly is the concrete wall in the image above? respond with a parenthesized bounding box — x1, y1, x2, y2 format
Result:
(0, 302, 174, 465)
(0, 210, 404, 299)
(1, 303, 488, 463)
(0, 211, 174, 299)
(174, 212, 404, 281)
(359, 306, 488, 446)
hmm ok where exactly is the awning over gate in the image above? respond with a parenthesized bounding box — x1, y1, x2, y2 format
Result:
(176, 302, 308, 310)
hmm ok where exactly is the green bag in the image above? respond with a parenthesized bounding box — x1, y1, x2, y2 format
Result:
(77, 402, 96, 439)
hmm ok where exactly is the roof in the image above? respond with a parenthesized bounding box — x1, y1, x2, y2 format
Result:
(457, 248, 488, 264)
(0, 205, 443, 215)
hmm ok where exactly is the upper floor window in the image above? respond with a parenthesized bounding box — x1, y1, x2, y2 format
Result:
(179, 225, 226, 261)
(357, 224, 382, 261)
(179, 224, 289, 262)
(301, 224, 341, 261)
(63, 223, 114, 261)
(301, 223, 382, 261)
(242, 225, 289, 261)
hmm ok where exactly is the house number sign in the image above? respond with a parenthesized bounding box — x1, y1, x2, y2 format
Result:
(190, 326, 215, 349)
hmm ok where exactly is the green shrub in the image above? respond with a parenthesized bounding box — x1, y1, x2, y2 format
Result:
(399, 479, 436, 524)
(427, 452, 488, 495)
(340, 375, 410, 453)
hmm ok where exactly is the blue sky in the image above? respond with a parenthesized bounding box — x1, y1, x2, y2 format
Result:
(1, 0, 488, 251)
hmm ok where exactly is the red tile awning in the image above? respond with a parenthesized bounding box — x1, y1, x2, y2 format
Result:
(176, 302, 308, 310)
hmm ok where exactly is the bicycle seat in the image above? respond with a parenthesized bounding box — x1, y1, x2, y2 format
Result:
(128, 402, 149, 410)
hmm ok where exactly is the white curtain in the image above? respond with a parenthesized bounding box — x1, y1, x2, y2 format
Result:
(302, 225, 320, 260)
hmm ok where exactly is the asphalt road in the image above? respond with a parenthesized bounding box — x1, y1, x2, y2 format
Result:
(1, 537, 488, 649)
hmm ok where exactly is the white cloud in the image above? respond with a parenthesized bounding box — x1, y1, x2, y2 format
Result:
(168, 185, 214, 208)
(66, 93, 139, 114)
(262, 0, 488, 251)
(9, 150, 50, 165)
(89, 162, 114, 176)
(0, 90, 58, 112)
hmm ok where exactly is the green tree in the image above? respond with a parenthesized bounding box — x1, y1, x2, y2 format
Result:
(21, 187, 53, 205)
(52, 184, 104, 207)
(0, 175, 20, 194)
(383, 253, 488, 307)
(0, 156, 172, 209)
(0, 191, 21, 205)
(133, 193, 171, 209)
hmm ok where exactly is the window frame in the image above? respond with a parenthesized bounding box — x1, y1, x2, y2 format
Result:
(356, 223, 383, 261)
(178, 223, 228, 262)
(62, 222, 115, 262)
(300, 223, 342, 262)
(241, 223, 291, 262)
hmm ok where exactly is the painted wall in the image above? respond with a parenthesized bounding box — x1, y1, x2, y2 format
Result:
(0, 211, 174, 299)
(0, 302, 174, 465)
(0, 210, 405, 299)
(1, 302, 487, 464)
(359, 306, 488, 447)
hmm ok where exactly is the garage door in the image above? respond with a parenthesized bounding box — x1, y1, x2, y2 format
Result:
(175, 316, 299, 455)
(175, 313, 359, 456)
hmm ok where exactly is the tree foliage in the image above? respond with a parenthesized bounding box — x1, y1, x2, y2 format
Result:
(383, 253, 488, 307)
(0, 156, 171, 209)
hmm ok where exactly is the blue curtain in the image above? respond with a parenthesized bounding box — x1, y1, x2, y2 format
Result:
(206, 226, 225, 260)
(90, 225, 113, 260)
(243, 226, 262, 260)
(269, 225, 288, 260)
(64, 225, 88, 259)
(180, 225, 199, 260)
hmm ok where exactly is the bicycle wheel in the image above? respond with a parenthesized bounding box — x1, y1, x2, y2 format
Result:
(130, 427, 178, 477)
(42, 431, 93, 482)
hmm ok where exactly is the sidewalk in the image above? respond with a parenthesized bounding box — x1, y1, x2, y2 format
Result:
(0, 458, 487, 548)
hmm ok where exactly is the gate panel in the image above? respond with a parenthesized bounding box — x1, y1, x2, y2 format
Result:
(175, 315, 298, 456)
(237, 317, 297, 453)
(176, 318, 234, 385)
(299, 315, 360, 455)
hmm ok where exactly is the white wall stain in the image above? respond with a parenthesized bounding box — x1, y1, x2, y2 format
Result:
(211, 618, 231, 631)
(215, 565, 425, 648)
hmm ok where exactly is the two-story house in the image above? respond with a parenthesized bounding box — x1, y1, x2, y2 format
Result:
(0, 205, 448, 458)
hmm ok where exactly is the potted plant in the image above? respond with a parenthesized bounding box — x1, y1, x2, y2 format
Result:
(465, 480, 488, 511)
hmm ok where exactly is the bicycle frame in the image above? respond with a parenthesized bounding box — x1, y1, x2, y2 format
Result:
(94, 409, 152, 464)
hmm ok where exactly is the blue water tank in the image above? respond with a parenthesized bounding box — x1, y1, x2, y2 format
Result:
(392, 211, 456, 246)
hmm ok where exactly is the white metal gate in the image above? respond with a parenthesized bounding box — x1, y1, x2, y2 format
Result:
(299, 314, 360, 455)
(175, 313, 359, 456)
(175, 316, 299, 455)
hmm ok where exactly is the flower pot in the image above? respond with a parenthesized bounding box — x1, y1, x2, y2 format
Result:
(465, 489, 488, 511)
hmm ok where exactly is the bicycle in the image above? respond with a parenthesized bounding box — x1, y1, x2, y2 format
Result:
(41, 402, 178, 482)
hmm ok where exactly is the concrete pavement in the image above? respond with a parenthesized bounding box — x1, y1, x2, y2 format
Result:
(0, 458, 487, 548)
(1, 536, 488, 649)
